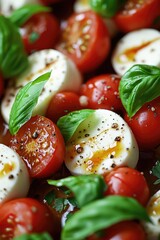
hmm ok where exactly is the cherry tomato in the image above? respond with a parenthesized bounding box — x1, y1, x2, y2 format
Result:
(114, 0, 160, 32)
(20, 12, 60, 54)
(80, 74, 123, 113)
(56, 10, 110, 73)
(10, 115, 65, 178)
(40, 0, 62, 4)
(104, 167, 150, 206)
(124, 97, 160, 150)
(0, 198, 57, 239)
(88, 221, 146, 240)
(46, 91, 83, 123)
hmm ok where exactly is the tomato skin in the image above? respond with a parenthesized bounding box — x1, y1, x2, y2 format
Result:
(114, 0, 160, 32)
(10, 115, 65, 178)
(56, 11, 110, 73)
(88, 221, 146, 240)
(80, 74, 123, 113)
(124, 97, 160, 151)
(20, 12, 60, 54)
(0, 198, 57, 239)
(46, 91, 83, 123)
(104, 167, 150, 206)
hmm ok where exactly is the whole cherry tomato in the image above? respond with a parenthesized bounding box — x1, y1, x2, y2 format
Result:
(10, 115, 65, 178)
(0, 198, 57, 239)
(114, 0, 160, 32)
(104, 167, 150, 206)
(124, 97, 160, 150)
(80, 74, 123, 113)
(56, 10, 110, 73)
(20, 12, 60, 54)
(88, 221, 146, 240)
(46, 91, 83, 123)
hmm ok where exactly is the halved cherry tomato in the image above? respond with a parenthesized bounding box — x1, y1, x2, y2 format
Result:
(80, 74, 123, 113)
(124, 97, 160, 150)
(114, 0, 160, 32)
(56, 10, 110, 73)
(20, 12, 60, 54)
(104, 167, 150, 206)
(88, 221, 146, 240)
(46, 91, 83, 123)
(10, 115, 65, 178)
(0, 198, 57, 239)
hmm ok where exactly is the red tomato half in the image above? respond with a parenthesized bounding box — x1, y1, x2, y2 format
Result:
(20, 12, 60, 54)
(104, 167, 150, 206)
(114, 0, 160, 32)
(124, 97, 160, 150)
(80, 74, 123, 113)
(88, 221, 146, 240)
(0, 198, 57, 239)
(56, 11, 110, 73)
(46, 91, 83, 122)
(10, 115, 65, 178)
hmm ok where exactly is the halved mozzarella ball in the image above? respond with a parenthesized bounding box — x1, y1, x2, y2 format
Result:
(65, 109, 139, 175)
(143, 190, 160, 240)
(0, 144, 30, 204)
(112, 28, 160, 76)
(1, 49, 82, 124)
(0, 0, 40, 16)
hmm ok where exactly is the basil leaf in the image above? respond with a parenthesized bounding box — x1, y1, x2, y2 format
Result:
(119, 64, 160, 117)
(9, 4, 51, 27)
(89, 0, 126, 18)
(9, 71, 51, 135)
(0, 15, 28, 78)
(48, 174, 106, 208)
(57, 109, 95, 142)
(13, 232, 52, 240)
(152, 160, 160, 184)
(62, 196, 151, 240)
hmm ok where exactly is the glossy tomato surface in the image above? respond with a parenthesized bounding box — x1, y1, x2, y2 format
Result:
(114, 0, 160, 32)
(80, 74, 123, 113)
(88, 221, 146, 240)
(124, 97, 160, 151)
(0, 198, 57, 239)
(104, 167, 150, 206)
(20, 12, 60, 54)
(56, 10, 110, 73)
(10, 115, 65, 178)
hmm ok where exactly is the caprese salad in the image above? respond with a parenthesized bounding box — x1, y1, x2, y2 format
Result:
(0, 0, 160, 239)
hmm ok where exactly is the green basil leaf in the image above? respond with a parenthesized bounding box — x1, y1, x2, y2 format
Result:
(62, 196, 151, 240)
(9, 4, 51, 27)
(152, 160, 160, 184)
(89, 0, 126, 18)
(119, 64, 160, 117)
(57, 109, 95, 142)
(0, 15, 28, 78)
(13, 232, 52, 240)
(9, 71, 51, 135)
(48, 174, 106, 208)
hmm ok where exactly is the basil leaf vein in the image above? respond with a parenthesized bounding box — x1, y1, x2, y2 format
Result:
(9, 71, 51, 135)
(57, 109, 95, 142)
(48, 174, 107, 208)
(0, 15, 28, 78)
(62, 195, 151, 240)
(9, 4, 51, 27)
(119, 64, 160, 117)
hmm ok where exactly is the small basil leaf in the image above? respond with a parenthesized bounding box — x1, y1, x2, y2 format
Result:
(9, 4, 51, 27)
(9, 71, 51, 135)
(89, 0, 126, 18)
(48, 174, 106, 208)
(0, 15, 28, 78)
(57, 109, 95, 142)
(13, 232, 52, 240)
(62, 196, 151, 240)
(119, 64, 160, 117)
(151, 160, 160, 184)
